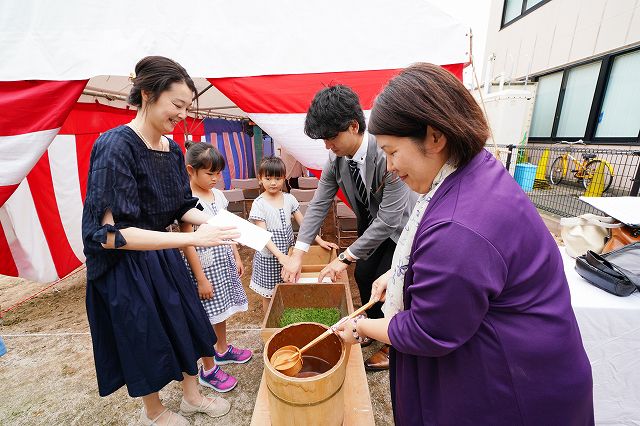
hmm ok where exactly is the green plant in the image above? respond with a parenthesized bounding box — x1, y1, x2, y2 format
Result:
(279, 307, 342, 328)
(516, 131, 528, 163)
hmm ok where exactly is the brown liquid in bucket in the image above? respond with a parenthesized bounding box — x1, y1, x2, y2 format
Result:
(295, 355, 332, 378)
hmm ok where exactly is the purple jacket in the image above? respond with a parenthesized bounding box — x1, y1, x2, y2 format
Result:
(388, 150, 593, 425)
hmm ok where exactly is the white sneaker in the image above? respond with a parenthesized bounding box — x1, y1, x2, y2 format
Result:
(139, 407, 190, 426)
(179, 396, 231, 418)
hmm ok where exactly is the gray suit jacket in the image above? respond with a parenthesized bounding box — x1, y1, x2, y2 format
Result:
(297, 134, 417, 260)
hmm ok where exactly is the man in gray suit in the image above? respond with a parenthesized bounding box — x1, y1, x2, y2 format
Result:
(281, 84, 416, 370)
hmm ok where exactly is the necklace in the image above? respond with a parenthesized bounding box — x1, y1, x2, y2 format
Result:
(128, 121, 167, 151)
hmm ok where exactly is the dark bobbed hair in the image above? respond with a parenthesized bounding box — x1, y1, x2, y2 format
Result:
(258, 156, 287, 178)
(128, 56, 197, 108)
(368, 63, 489, 168)
(185, 140, 226, 172)
(304, 84, 366, 140)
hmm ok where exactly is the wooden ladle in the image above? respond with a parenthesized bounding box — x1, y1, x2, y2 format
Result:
(270, 299, 377, 377)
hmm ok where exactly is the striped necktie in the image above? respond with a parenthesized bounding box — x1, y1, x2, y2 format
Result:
(348, 160, 373, 224)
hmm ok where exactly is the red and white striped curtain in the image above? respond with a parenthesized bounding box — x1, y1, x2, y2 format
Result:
(0, 66, 463, 282)
(0, 91, 207, 282)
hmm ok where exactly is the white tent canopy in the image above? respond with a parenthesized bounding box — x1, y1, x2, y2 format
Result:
(1, 0, 468, 81)
(0, 0, 469, 282)
(79, 76, 247, 119)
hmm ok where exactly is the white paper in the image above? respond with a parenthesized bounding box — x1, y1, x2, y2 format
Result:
(207, 210, 272, 251)
(579, 196, 640, 226)
(296, 277, 333, 284)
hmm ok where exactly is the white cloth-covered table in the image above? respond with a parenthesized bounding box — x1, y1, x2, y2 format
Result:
(562, 248, 640, 425)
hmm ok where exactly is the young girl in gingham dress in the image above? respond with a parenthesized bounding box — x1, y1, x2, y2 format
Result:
(182, 141, 252, 393)
(249, 156, 337, 312)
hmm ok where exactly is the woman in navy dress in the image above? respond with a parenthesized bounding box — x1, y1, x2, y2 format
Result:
(82, 56, 240, 426)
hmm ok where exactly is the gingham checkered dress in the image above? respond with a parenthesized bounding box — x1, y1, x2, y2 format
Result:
(249, 193, 299, 297)
(184, 189, 248, 324)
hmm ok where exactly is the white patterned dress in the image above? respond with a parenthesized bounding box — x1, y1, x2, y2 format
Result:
(184, 188, 248, 324)
(249, 193, 299, 297)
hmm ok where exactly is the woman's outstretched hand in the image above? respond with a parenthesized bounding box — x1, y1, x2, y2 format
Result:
(192, 224, 240, 247)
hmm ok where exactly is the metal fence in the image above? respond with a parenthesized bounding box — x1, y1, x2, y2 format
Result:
(486, 143, 640, 218)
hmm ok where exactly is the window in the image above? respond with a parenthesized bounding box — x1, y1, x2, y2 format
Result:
(526, 0, 545, 9)
(595, 50, 640, 138)
(503, 0, 524, 24)
(530, 72, 563, 137)
(502, 0, 551, 27)
(528, 47, 640, 144)
(556, 61, 601, 138)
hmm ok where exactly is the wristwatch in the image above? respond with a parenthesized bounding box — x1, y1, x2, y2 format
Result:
(338, 251, 353, 265)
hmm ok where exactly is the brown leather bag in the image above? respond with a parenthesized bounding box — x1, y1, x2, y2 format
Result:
(603, 225, 640, 253)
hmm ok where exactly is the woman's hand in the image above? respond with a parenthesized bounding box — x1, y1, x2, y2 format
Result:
(197, 278, 214, 300)
(331, 317, 359, 346)
(370, 270, 391, 303)
(192, 224, 240, 247)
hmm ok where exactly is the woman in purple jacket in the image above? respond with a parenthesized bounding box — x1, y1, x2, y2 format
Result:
(333, 63, 594, 425)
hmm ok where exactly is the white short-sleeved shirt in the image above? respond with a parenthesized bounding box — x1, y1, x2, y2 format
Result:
(249, 193, 299, 255)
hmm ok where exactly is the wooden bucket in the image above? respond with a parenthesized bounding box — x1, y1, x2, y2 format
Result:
(263, 323, 347, 426)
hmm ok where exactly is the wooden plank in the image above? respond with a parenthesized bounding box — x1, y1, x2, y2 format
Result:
(250, 343, 375, 426)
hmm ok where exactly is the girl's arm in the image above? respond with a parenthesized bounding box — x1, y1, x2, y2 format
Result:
(292, 210, 338, 250)
(254, 219, 288, 264)
(179, 221, 214, 299)
(232, 245, 244, 277)
(100, 209, 239, 250)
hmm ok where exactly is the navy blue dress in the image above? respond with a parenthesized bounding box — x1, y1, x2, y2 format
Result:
(82, 125, 216, 397)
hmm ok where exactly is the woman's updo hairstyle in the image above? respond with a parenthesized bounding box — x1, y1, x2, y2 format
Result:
(128, 56, 197, 108)
(368, 63, 490, 168)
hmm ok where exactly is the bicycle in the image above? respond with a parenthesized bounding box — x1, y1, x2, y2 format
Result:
(547, 140, 614, 192)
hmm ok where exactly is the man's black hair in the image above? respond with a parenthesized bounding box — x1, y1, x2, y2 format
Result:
(304, 84, 366, 140)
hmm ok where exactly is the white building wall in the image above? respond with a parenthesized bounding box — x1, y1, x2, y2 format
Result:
(485, 0, 640, 80)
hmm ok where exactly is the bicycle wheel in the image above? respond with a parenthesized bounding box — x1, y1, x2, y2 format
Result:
(582, 160, 613, 192)
(548, 157, 565, 185)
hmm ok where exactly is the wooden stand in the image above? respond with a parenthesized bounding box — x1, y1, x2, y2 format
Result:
(250, 343, 375, 425)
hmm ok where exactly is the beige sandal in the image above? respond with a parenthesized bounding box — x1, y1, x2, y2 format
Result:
(139, 407, 190, 426)
(180, 396, 231, 418)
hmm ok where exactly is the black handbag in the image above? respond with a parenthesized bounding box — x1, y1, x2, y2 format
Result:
(575, 242, 640, 297)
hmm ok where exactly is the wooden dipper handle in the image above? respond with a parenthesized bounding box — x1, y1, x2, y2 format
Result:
(299, 298, 378, 354)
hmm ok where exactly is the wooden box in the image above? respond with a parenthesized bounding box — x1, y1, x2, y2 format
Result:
(261, 283, 353, 343)
(289, 245, 337, 272)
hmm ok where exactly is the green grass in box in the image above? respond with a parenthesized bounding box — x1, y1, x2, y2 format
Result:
(279, 307, 342, 328)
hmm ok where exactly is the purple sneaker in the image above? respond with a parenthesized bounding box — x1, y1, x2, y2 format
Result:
(214, 344, 253, 365)
(198, 366, 237, 393)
